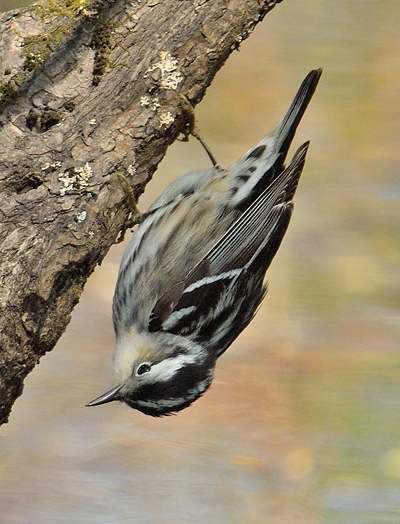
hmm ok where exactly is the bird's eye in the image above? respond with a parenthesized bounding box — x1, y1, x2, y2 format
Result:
(136, 362, 152, 376)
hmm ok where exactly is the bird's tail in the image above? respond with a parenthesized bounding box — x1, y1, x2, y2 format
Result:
(272, 68, 322, 159)
(229, 68, 322, 209)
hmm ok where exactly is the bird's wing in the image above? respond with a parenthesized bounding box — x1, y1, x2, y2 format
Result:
(193, 141, 308, 276)
(148, 143, 309, 337)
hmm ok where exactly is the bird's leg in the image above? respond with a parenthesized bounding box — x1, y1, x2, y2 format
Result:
(113, 171, 142, 244)
(179, 94, 221, 170)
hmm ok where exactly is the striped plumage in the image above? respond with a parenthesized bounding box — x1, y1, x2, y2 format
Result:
(87, 69, 322, 416)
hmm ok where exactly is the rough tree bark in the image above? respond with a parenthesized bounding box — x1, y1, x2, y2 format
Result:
(0, 0, 282, 425)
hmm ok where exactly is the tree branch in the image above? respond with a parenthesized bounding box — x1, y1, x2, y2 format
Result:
(0, 0, 282, 425)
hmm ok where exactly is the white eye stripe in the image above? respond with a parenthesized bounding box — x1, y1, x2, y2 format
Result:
(149, 354, 197, 382)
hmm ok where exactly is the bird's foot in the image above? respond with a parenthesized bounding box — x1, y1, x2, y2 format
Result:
(113, 171, 142, 244)
(178, 94, 221, 170)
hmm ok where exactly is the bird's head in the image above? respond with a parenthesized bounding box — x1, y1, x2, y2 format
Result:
(87, 330, 214, 416)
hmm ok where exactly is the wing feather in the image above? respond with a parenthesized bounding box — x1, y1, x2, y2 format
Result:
(193, 142, 309, 275)
(151, 143, 309, 340)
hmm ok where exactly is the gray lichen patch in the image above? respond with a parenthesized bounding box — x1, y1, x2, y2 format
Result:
(159, 110, 174, 127)
(139, 94, 176, 130)
(147, 51, 183, 90)
(75, 210, 87, 223)
(127, 164, 136, 176)
(58, 163, 93, 195)
(140, 95, 160, 111)
(41, 161, 62, 171)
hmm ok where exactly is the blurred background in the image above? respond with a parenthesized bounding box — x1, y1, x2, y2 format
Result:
(1, 1, 400, 523)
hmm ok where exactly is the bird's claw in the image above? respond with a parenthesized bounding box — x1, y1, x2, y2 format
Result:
(113, 171, 142, 244)
(178, 94, 222, 170)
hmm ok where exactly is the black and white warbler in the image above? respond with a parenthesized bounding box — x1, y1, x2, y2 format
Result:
(87, 69, 322, 416)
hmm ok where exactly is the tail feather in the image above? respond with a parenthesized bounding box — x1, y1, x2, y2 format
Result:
(229, 68, 321, 209)
(274, 68, 322, 158)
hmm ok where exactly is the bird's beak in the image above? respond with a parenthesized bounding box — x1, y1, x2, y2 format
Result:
(86, 384, 123, 407)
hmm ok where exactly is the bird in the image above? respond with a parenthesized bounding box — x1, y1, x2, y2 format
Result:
(87, 68, 322, 416)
